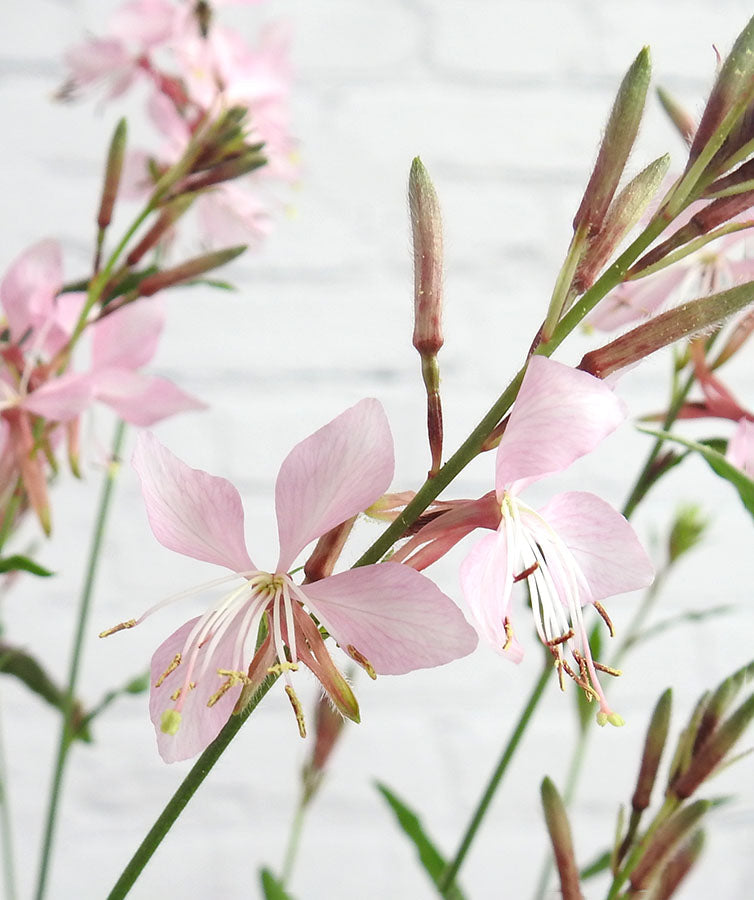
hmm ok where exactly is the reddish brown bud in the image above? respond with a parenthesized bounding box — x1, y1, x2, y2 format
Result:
(303, 517, 356, 584)
(632, 688, 672, 814)
(671, 693, 754, 800)
(541, 777, 584, 900)
(688, 15, 754, 167)
(178, 150, 267, 194)
(126, 196, 194, 268)
(651, 829, 705, 900)
(573, 47, 651, 234)
(575, 154, 670, 291)
(137, 245, 246, 297)
(97, 118, 127, 232)
(628, 801, 709, 893)
(409, 157, 444, 356)
(579, 281, 754, 379)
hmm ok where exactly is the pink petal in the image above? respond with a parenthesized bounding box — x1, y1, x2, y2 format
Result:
(496, 356, 626, 494)
(726, 418, 754, 477)
(460, 529, 524, 662)
(133, 431, 255, 572)
(302, 563, 477, 675)
(0, 239, 63, 343)
(536, 491, 654, 602)
(149, 617, 243, 763)
(22, 373, 93, 422)
(91, 300, 165, 371)
(93, 369, 205, 426)
(275, 399, 394, 572)
(587, 267, 687, 332)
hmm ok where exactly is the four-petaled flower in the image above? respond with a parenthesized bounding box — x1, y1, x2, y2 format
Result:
(119, 399, 478, 762)
(460, 356, 654, 724)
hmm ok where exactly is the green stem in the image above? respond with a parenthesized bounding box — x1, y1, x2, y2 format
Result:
(33, 420, 127, 900)
(0, 698, 17, 900)
(437, 660, 551, 895)
(106, 674, 278, 900)
(280, 797, 308, 886)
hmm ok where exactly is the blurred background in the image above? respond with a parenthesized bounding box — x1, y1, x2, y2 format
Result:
(2, 0, 754, 897)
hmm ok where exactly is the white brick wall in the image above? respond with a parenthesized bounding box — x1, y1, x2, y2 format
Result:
(2, 1, 754, 898)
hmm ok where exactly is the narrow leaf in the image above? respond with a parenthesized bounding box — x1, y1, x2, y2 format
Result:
(376, 782, 466, 900)
(638, 428, 754, 518)
(0, 554, 53, 577)
(259, 869, 294, 900)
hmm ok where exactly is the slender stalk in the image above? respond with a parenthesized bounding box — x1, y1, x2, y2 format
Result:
(437, 660, 551, 895)
(33, 420, 127, 900)
(280, 798, 307, 886)
(106, 674, 278, 900)
(0, 699, 17, 900)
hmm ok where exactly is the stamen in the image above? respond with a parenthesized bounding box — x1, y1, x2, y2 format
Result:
(593, 661, 622, 677)
(99, 619, 136, 638)
(544, 628, 574, 648)
(346, 645, 376, 680)
(170, 682, 195, 701)
(268, 661, 299, 676)
(513, 561, 539, 582)
(502, 617, 514, 652)
(593, 601, 615, 637)
(155, 654, 181, 687)
(285, 684, 307, 738)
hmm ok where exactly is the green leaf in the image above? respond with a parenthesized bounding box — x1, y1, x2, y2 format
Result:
(0, 644, 90, 741)
(639, 428, 754, 518)
(0, 554, 53, 577)
(623, 604, 734, 652)
(580, 849, 611, 880)
(259, 869, 294, 900)
(375, 782, 466, 900)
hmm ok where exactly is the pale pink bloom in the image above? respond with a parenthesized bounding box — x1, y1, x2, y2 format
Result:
(23, 300, 204, 427)
(127, 400, 477, 762)
(460, 357, 654, 724)
(726, 418, 754, 477)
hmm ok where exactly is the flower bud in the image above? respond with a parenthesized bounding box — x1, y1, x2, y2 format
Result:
(651, 829, 705, 900)
(541, 777, 584, 900)
(628, 800, 710, 892)
(574, 154, 670, 291)
(137, 245, 246, 297)
(573, 47, 651, 235)
(126, 196, 194, 268)
(671, 692, 754, 800)
(303, 517, 356, 583)
(632, 688, 672, 814)
(180, 150, 267, 194)
(409, 157, 444, 357)
(688, 15, 754, 167)
(579, 281, 754, 379)
(97, 118, 127, 232)
(668, 504, 708, 564)
(657, 86, 697, 146)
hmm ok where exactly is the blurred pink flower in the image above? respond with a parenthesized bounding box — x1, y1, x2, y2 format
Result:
(726, 418, 754, 477)
(126, 399, 477, 762)
(459, 357, 654, 724)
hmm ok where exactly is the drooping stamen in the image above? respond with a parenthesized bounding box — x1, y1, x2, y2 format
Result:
(207, 670, 252, 707)
(593, 601, 615, 637)
(170, 682, 195, 701)
(99, 619, 137, 638)
(502, 617, 514, 652)
(285, 684, 307, 738)
(593, 661, 622, 677)
(513, 561, 539, 582)
(268, 661, 299, 676)
(346, 644, 376, 680)
(544, 629, 574, 648)
(155, 653, 182, 687)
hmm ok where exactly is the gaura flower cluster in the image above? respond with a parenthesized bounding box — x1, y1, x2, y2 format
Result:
(61, 0, 296, 247)
(393, 357, 655, 724)
(107, 399, 478, 762)
(0, 239, 201, 532)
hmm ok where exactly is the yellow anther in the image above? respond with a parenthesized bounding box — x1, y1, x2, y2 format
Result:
(502, 618, 514, 652)
(346, 645, 376, 680)
(285, 685, 307, 738)
(593, 661, 622, 677)
(170, 682, 195, 701)
(98, 619, 137, 638)
(267, 661, 299, 676)
(155, 654, 181, 688)
(207, 670, 253, 707)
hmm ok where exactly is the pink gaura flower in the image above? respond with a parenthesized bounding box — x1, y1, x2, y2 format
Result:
(459, 357, 654, 724)
(119, 399, 477, 762)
